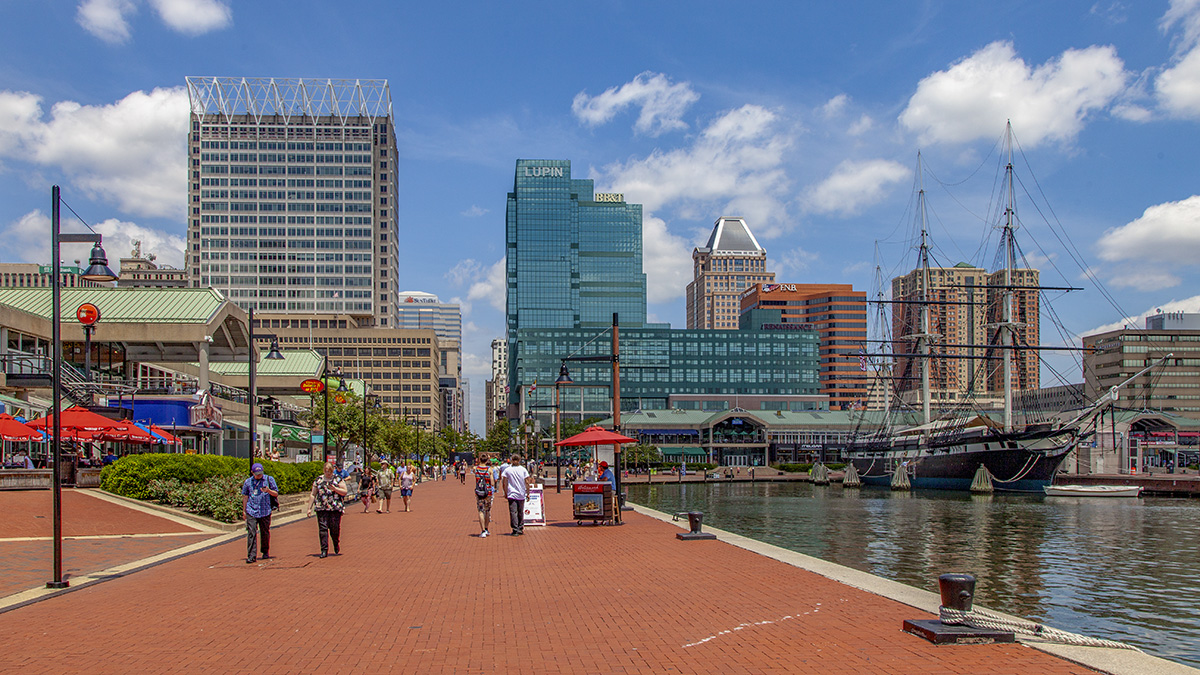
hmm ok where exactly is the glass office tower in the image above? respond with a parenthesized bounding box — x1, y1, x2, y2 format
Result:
(506, 160, 646, 403)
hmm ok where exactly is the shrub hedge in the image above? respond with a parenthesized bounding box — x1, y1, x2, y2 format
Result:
(101, 454, 322, 500)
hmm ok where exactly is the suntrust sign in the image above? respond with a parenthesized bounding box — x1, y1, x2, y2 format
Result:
(524, 166, 564, 177)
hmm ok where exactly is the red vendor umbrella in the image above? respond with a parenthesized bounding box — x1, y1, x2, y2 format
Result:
(554, 425, 636, 447)
(147, 424, 181, 445)
(0, 413, 43, 442)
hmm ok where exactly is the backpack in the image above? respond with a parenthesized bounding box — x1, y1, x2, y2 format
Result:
(474, 473, 489, 498)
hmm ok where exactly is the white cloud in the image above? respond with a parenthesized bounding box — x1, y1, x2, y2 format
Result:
(77, 0, 230, 42)
(847, 114, 874, 136)
(1082, 295, 1200, 336)
(595, 104, 794, 237)
(446, 259, 483, 288)
(1162, 0, 1200, 52)
(77, 0, 136, 44)
(821, 94, 850, 118)
(1106, 267, 1181, 290)
(0, 87, 188, 219)
(460, 205, 489, 218)
(466, 258, 506, 312)
(0, 210, 183, 268)
(147, 0, 231, 35)
(1156, 46, 1200, 117)
(572, 72, 699, 136)
(899, 41, 1128, 147)
(773, 247, 819, 280)
(804, 159, 910, 217)
(1096, 195, 1200, 264)
(642, 216, 692, 304)
(94, 217, 186, 268)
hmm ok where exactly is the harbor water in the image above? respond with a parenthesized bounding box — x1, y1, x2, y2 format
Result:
(627, 481, 1200, 667)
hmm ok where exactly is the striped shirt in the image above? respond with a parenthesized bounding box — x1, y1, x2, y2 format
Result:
(473, 465, 493, 496)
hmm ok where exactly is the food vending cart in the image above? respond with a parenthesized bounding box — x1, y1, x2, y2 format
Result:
(572, 481, 613, 525)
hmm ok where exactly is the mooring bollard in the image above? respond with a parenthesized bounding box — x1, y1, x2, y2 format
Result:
(902, 572, 1014, 644)
(675, 510, 716, 540)
(938, 573, 976, 619)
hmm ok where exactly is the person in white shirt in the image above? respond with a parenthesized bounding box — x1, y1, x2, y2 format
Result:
(499, 454, 532, 536)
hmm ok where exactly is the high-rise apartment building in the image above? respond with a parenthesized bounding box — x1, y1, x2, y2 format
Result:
(186, 77, 400, 326)
(490, 337, 508, 428)
(891, 263, 1039, 405)
(739, 283, 868, 410)
(686, 217, 773, 329)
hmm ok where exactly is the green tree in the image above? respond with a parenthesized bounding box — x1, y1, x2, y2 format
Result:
(482, 419, 512, 456)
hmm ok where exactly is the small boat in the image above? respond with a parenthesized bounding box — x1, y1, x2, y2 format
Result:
(1043, 485, 1143, 497)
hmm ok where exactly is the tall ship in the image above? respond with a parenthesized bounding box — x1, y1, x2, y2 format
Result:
(843, 125, 1163, 492)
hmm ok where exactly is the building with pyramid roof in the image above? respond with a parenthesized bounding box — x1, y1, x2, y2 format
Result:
(685, 217, 775, 329)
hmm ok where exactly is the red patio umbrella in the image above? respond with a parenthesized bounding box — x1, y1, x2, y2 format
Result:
(0, 413, 43, 442)
(27, 407, 123, 433)
(554, 425, 637, 447)
(99, 420, 157, 444)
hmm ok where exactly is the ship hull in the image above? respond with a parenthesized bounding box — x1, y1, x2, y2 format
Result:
(845, 429, 1077, 493)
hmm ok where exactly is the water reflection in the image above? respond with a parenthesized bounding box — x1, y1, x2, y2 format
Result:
(628, 482, 1200, 667)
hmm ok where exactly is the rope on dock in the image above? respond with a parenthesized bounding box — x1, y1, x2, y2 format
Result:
(969, 464, 993, 493)
(890, 463, 910, 491)
(842, 462, 861, 487)
(939, 606, 1141, 652)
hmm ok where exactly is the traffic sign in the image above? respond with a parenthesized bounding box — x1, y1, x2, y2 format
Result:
(300, 378, 325, 393)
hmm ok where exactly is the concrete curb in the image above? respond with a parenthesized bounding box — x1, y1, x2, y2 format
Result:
(630, 503, 1199, 675)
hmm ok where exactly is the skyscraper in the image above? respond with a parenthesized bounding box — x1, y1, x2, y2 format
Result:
(505, 159, 647, 402)
(395, 291, 462, 343)
(186, 77, 400, 326)
(686, 217, 774, 329)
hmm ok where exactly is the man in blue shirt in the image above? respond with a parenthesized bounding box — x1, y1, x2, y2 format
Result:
(242, 463, 279, 564)
(597, 461, 616, 491)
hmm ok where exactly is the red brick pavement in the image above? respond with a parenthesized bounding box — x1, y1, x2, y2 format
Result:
(0, 489, 205, 538)
(0, 480, 1097, 674)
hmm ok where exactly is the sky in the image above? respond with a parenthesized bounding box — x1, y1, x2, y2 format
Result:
(3, 1, 1200, 432)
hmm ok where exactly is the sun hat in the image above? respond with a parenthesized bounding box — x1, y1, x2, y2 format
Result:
(381, 458, 390, 464)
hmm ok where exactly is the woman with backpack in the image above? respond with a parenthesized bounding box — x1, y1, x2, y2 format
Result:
(473, 454, 494, 537)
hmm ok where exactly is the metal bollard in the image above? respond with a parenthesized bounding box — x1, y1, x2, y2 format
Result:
(938, 573, 976, 616)
(677, 510, 715, 540)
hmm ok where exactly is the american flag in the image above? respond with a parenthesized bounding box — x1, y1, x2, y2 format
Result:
(858, 347, 868, 371)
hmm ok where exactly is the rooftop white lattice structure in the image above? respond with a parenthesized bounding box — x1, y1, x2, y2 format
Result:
(186, 77, 392, 126)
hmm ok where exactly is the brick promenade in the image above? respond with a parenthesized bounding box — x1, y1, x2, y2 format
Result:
(0, 489, 216, 598)
(0, 480, 1099, 674)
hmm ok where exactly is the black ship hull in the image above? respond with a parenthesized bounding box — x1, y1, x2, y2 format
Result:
(845, 427, 1078, 492)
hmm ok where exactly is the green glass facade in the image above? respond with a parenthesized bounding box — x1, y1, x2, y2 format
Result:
(515, 326, 821, 422)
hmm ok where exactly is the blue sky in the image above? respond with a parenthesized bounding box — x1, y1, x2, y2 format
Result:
(3, 1, 1200, 431)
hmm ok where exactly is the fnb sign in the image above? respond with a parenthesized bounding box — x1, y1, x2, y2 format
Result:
(764, 284, 797, 293)
(524, 166, 564, 177)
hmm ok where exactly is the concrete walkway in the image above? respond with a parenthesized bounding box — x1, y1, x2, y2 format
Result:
(0, 480, 1187, 673)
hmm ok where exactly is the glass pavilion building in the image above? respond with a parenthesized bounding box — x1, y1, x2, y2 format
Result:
(506, 159, 823, 424)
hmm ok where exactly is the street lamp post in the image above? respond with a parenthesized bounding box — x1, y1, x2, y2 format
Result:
(247, 308, 283, 473)
(48, 185, 117, 589)
(319, 361, 347, 466)
(554, 362, 573, 493)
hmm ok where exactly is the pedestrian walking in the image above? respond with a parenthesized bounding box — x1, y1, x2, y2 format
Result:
(306, 461, 347, 558)
(399, 463, 416, 511)
(241, 462, 278, 564)
(375, 458, 395, 513)
(500, 454, 532, 536)
(358, 468, 375, 513)
(458, 462, 467, 484)
(473, 454, 494, 537)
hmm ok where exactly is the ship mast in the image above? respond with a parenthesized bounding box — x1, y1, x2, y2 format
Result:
(1000, 122, 1017, 432)
(917, 153, 933, 425)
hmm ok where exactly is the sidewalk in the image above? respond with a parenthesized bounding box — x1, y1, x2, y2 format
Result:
(0, 480, 1139, 673)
